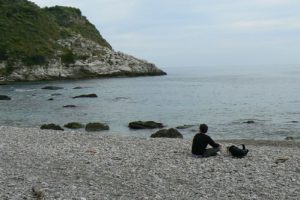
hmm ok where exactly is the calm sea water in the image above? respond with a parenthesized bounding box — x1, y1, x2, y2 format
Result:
(0, 65, 299, 140)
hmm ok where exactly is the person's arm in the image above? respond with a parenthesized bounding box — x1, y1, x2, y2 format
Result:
(207, 136, 220, 148)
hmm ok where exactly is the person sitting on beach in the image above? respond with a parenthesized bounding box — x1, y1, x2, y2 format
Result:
(192, 124, 220, 157)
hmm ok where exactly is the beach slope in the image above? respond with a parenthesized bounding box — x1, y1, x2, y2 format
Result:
(0, 126, 299, 199)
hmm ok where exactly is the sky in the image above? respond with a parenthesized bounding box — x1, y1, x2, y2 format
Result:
(30, 0, 300, 68)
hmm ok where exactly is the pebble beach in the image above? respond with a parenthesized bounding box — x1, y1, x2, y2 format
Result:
(0, 126, 299, 200)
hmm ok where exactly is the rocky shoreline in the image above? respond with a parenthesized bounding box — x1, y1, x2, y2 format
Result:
(0, 126, 299, 199)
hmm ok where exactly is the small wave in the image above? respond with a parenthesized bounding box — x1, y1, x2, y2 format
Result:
(112, 97, 131, 102)
(14, 89, 37, 92)
(231, 118, 269, 125)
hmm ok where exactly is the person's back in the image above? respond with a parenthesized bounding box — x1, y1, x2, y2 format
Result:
(191, 124, 220, 157)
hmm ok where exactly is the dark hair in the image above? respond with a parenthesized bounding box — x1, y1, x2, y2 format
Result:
(199, 124, 208, 133)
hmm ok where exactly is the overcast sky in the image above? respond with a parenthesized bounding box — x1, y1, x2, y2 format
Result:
(30, 0, 300, 68)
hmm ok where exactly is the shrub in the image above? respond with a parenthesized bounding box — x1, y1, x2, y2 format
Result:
(0, 49, 8, 61)
(61, 49, 75, 64)
(0, 66, 14, 76)
(22, 55, 47, 66)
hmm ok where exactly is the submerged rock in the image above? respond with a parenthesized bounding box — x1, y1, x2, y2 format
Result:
(63, 105, 77, 108)
(176, 125, 195, 129)
(151, 128, 183, 138)
(42, 86, 63, 90)
(114, 97, 130, 101)
(64, 122, 84, 129)
(48, 98, 54, 101)
(73, 86, 84, 89)
(244, 120, 255, 124)
(40, 123, 64, 131)
(128, 121, 164, 129)
(85, 122, 109, 132)
(73, 94, 98, 98)
(51, 93, 62, 96)
(0, 95, 11, 100)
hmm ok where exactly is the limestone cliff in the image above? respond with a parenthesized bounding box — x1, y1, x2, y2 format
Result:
(0, 0, 166, 82)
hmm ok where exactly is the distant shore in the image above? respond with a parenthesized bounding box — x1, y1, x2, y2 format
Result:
(0, 126, 299, 199)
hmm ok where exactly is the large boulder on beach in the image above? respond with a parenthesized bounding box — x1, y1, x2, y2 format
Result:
(285, 136, 294, 140)
(64, 122, 84, 129)
(40, 123, 64, 131)
(0, 95, 11, 100)
(151, 128, 183, 138)
(129, 121, 164, 129)
(85, 122, 109, 132)
(73, 94, 98, 98)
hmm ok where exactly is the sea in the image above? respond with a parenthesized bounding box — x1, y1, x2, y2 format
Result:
(0, 65, 299, 140)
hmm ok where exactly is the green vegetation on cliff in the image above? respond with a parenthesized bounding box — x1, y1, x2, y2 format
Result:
(0, 0, 111, 68)
(0, 0, 60, 64)
(44, 6, 111, 49)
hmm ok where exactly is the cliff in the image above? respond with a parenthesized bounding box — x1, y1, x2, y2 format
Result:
(0, 0, 166, 82)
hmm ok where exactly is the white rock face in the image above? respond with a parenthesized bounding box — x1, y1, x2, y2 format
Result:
(0, 34, 166, 82)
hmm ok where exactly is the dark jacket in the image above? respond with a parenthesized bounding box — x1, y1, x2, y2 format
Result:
(192, 133, 220, 155)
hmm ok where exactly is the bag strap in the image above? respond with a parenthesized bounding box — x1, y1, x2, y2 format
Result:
(241, 144, 246, 150)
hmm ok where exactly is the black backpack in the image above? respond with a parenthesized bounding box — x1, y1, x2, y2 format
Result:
(228, 144, 249, 158)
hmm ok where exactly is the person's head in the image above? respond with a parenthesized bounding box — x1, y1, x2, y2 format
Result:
(199, 124, 208, 133)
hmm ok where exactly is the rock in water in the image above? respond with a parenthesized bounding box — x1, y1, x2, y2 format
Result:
(151, 128, 183, 138)
(73, 86, 84, 89)
(73, 94, 98, 98)
(64, 122, 84, 129)
(176, 125, 195, 129)
(42, 86, 64, 90)
(51, 93, 62, 96)
(85, 122, 109, 132)
(128, 121, 164, 129)
(0, 95, 11, 100)
(63, 105, 77, 108)
(244, 120, 255, 124)
(40, 123, 64, 131)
